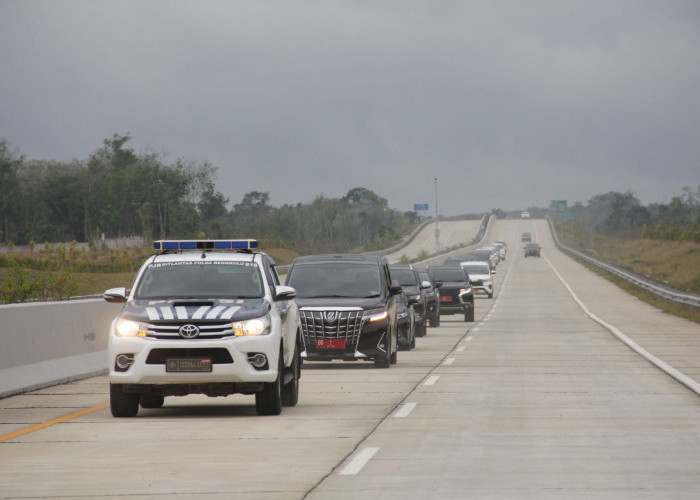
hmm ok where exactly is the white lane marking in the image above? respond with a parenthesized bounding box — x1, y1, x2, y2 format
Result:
(424, 375, 440, 386)
(339, 447, 380, 475)
(456, 346, 465, 352)
(465, 336, 473, 341)
(443, 357, 455, 366)
(544, 254, 700, 396)
(473, 327, 480, 332)
(393, 402, 417, 418)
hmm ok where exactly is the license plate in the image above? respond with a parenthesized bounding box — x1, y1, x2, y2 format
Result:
(166, 358, 212, 372)
(316, 339, 346, 349)
(440, 296, 452, 302)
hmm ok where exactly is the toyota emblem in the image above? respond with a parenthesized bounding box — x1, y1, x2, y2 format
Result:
(323, 311, 338, 322)
(179, 324, 200, 338)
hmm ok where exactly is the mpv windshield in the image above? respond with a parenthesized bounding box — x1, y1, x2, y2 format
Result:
(287, 263, 381, 298)
(134, 261, 263, 299)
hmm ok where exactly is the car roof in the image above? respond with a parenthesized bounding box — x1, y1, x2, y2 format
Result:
(292, 253, 386, 265)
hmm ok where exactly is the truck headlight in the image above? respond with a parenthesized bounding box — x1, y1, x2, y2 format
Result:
(115, 318, 147, 337)
(233, 316, 270, 336)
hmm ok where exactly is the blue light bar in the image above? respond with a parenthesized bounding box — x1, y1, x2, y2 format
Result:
(153, 239, 258, 251)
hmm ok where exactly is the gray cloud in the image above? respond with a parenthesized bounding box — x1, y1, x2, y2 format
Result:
(2, 0, 699, 215)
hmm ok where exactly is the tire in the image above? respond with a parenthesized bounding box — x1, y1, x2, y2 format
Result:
(110, 384, 139, 418)
(415, 321, 427, 337)
(429, 315, 440, 327)
(487, 292, 493, 299)
(140, 393, 164, 409)
(281, 341, 300, 407)
(410, 329, 416, 349)
(465, 304, 475, 322)
(256, 351, 283, 415)
(374, 332, 391, 368)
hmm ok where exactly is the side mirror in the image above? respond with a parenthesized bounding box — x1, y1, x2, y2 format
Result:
(104, 287, 128, 303)
(274, 285, 297, 301)
(491, 269, 497, 275)
(389, 283, 403, 295)
(435, 281, 444, 288)
(420, 280, 431, 289)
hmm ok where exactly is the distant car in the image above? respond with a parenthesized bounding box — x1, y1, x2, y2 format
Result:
(416, 267, 441, 328)
(396, 291, 416, 350)
(521, 211, 530, 219)
(461, 261, 494, 298)
(524, 242, 541, 257)
(425, 265, 475, 322)
(521, 232, 532, 242)
(493, 241, 507, 261)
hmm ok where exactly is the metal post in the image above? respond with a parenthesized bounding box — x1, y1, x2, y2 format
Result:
(434, 177, 439, 252)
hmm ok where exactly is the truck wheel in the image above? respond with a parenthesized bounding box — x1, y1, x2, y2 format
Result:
(281, 342, 300, 407)
(110, 384, 139, 418)
(140, 393, 164, 409)
(256, 352, 283, 415)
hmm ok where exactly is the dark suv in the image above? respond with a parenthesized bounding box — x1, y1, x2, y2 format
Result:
(425, 265, 475, 322)
(389, 264, 430, 337)
(416, 267, 441, 328)
(285, 254, 402, 368)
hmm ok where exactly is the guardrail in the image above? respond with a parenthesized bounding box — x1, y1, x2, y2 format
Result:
(547, 216, 700, 309)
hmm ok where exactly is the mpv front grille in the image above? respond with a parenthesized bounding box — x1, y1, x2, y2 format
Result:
(299, 309, 363, 347)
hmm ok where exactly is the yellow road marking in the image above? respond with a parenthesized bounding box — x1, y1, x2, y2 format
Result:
(0, 402, 110, 442)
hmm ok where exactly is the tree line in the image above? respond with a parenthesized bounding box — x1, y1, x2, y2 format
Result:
(0, 135, 421, 253)
(562, 188, 700, 242)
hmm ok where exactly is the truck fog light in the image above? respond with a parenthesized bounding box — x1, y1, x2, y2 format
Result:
(248, 353, 268, 369)
(115, 354, 134, 371)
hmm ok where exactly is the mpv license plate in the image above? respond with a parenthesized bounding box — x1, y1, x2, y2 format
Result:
(316, 339, 346, 349)
(166, 358, 212, 372)
(440, 296, 452, 302)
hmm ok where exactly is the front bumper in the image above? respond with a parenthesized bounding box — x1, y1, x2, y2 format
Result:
(108, 334, 280, 386)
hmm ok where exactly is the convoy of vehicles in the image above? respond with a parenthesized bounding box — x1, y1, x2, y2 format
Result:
(103, 230, 517, 417)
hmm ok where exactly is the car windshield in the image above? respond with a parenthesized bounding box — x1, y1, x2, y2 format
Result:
(418, 271, 430, 283)
(287, 262, 381, 298)
(462, 264, 490, 275)
(134, 261, 263, 299)
(391, 268, 418, 286)
(429, 268, 467, 282)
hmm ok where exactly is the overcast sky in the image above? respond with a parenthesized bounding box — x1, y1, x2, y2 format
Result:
(2, 1, 699, 216)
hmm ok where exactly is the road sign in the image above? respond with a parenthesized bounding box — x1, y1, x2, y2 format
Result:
(414, 203, 429, 211)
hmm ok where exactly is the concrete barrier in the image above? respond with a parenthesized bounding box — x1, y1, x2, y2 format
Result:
(0, 299, 122, 398)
